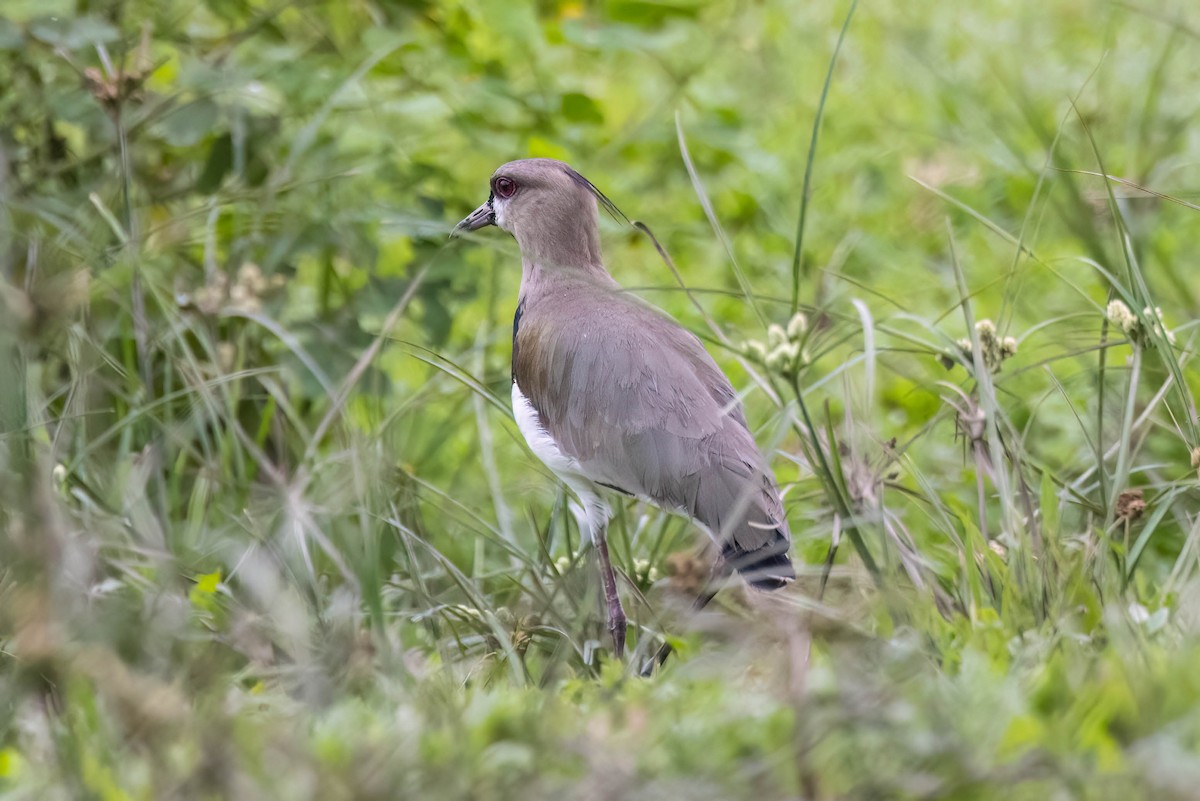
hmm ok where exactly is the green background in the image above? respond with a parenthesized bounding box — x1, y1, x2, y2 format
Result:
(2, 0, 1200, 798)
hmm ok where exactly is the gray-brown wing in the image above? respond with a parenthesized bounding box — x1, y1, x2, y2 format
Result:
(514, 286, 792, 564)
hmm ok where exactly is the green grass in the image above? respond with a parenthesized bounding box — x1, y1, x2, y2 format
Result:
(3, 0, 1200, 798)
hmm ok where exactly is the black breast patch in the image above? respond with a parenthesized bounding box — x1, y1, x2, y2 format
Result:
(511, 298, 525, 380)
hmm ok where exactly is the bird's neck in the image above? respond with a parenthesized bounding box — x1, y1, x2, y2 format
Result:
(519, 257, 617, 307)
(512, 212, 606, 275)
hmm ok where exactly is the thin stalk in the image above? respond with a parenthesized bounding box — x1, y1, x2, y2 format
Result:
(789, 371, 879, 581)
(674, 115, 766, 327)
(790, 0, 859, 314)
(1106, 344, 1142, 529)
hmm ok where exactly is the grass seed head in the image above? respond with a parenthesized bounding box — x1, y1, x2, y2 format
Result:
(950, 319, 1017, 373)
(1115, 488, 1146, 522)
(1107, 300, 1175, 347)
(786, 311, 808, 339)
(1106, 299, 1137, 334)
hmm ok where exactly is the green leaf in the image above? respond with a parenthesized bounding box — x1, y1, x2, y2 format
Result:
(561, 92, 604, 124)
(527, 136, 571, 161)
(193, 569, 222, 596)
(29, 14, 119, 49)
(0, 19, 24, 50)
(153, 99, 220, 148)
(0, 747, 23, 779)
(196, 132, 233, 194)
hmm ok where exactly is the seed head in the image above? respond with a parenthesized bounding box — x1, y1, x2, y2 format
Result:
(766, 341, 801, 373)
(786, 311, 808, 339)
(1106, 299, 1137, 333)
(742, 340, 768, 362)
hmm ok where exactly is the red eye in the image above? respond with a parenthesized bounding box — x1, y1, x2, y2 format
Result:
(494, 176, 517, 199)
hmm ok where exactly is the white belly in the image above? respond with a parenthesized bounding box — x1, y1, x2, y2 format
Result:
(512, 380, 610, 539)
(512, 381, 580, 479)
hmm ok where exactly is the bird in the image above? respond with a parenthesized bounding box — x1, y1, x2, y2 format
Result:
(454, 158, 794, 661)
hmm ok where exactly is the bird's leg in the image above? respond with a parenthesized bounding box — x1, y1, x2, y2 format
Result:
(591, 518, 626, 659)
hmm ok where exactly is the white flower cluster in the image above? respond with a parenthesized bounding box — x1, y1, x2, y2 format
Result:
(1106, 299, 1175, 346)
(554, 554, 659, 582)
(633, 558, 661, 583)
(950, 319, 1018, 373)
(743, 312, 810, 375)
(179, 263, 285, 316)
(1105, 299, 1137, 333)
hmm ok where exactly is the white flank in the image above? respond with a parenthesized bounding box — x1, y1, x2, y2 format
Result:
(512, 380, 610, 541)
(512, 380, 578, 478)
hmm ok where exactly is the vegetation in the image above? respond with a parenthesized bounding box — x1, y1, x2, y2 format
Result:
(2, 0, 1199, 798)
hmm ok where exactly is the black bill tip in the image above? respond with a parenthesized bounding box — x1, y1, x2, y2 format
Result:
(452, 199, 495, 238)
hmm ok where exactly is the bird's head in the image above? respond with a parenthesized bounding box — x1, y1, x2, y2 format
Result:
(454, 158, 624, 270)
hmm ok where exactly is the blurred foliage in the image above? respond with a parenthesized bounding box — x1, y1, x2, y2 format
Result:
(3, 0, 1200, 798)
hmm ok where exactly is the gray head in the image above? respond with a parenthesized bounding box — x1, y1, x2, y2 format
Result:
(455, 158, 624, 270)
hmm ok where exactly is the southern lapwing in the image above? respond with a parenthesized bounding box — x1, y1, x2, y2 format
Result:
(455, 158, 794, 660)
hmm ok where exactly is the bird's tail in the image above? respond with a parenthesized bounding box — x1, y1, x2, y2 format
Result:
(686, 445, 796, 590)
(722, 529, 795, 591)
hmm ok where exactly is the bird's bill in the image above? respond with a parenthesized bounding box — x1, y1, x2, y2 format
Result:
(452, 201, 494, 236)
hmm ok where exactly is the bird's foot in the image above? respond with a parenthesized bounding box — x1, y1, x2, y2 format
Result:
(608, 609, 627, 660)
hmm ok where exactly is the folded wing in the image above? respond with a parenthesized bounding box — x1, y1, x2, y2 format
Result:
(514, 280, 794, 588)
